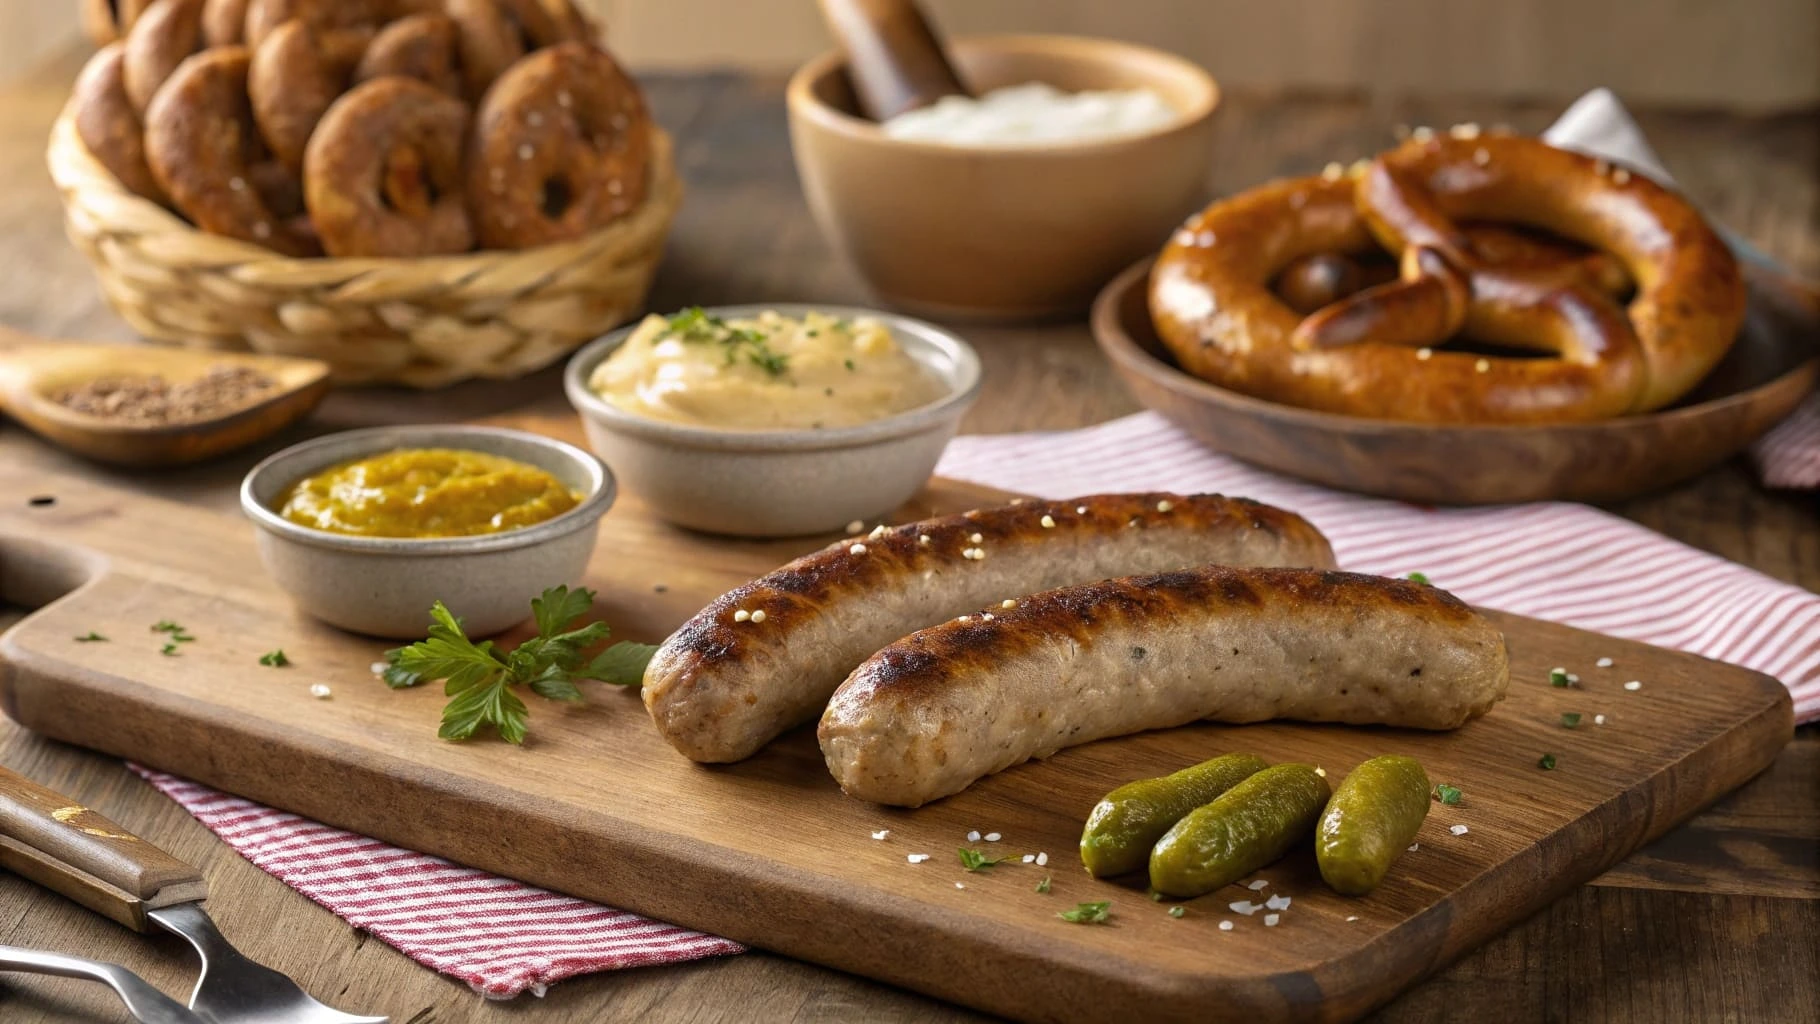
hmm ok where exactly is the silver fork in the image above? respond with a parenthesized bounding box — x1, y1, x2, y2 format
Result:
(0, 944, 203, 1024)
(0, 765, 387, 1024)
(148, 903, 386, 1024)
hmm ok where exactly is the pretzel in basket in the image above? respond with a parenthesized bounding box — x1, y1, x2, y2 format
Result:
(143, 46, 321, 256)
(122, 0, 210, 114)
(303, 77, 474, 257)
(355, 13, 465, 97)
(1150, 133, 1747, 423)
(248, 19, 357, 172)
(201, 0, 249, 45)
(73, 42, 167, 205)
(447, 0, 594, 99)
(467, 41, 650, 250)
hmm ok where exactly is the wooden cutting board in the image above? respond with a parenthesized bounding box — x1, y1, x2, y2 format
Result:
(0, 462, 1792, 1024)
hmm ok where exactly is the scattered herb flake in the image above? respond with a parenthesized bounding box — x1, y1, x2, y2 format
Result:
(957, 848, 1008, 872)
(1406, 572, 1430, 585)
(1150, 891, 1164, 902)
(1560, 712, 1582, 728)
(160, 642, 180, 656)
(664, 308, 790, 377)
(1058, 901, 1111, 924)
(151, 620, 185, 634)
(1035, 876, 1051, 894)
(384, 586, 657, 744)
(1538, 753, 1557, 770)
(259, 649, 290, 668)
(1549, 668, 1571, 687)
(1168, 906, 1186, 918)
(1433, 783, 1463, 805)
(73, 632, 107, 643)
(843, 358, 856, 372)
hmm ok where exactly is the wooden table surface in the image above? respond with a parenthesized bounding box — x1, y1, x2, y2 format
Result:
(1, 50, 1816, 1024)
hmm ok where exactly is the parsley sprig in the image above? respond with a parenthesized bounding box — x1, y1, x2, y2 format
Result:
(957, 848, 1010, 872)
(383, 586, 658, 744)
(1058, 901, 1111, 924)
(665, 307, 791, 378)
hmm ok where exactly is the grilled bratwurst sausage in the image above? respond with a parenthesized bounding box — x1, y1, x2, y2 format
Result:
(820, 567, 1508, 806)
(644, 494, 1336, 762)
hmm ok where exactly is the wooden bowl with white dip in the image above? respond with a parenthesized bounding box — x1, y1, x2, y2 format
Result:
(562, 304, 982, 537)
(787, 35, 1219, 322)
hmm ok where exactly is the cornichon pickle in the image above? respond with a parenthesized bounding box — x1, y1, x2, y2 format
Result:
(1316, 755, 1431, 895)
(1148, 764, 1331, 897)
(1080, 753, 1269, 878)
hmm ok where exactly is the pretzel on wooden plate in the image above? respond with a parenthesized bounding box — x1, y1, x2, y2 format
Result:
(1151, 132, 1747, 423)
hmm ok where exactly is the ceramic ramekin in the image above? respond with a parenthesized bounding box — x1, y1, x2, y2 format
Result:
(787, 34, 1220, 321)
(241, 425, 615, 638)
(563, 304, 981, 537)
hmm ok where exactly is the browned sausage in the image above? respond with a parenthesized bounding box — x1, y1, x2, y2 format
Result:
(821, 568, 1509, 806)
(643, 493, 1337, 763)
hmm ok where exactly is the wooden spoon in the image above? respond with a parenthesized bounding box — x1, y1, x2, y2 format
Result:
(0, 327, 331, 467)
(818, 0, 970, 121)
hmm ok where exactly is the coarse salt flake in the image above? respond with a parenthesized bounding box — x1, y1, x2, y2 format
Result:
(955, 882, 966, 889)
(1450, 824, 1469, 836)
(1246, 880, 1269, 891)
(1595, 714, 1607, 725)
(1314, 767, 1326, 777)
(907, 854, 930, 864)
(1321, 162, 1344, 181)
(1229, 901, 1260, 916)
(957, 615, 972, 624)
(1451, 122, 1482, 139)
(1035, 852, 1048, 866)
(1416, 347, 1433, 360)
(969, 533, 983, 543)
(1265, 914, 1280, 927)
(1473, 147, 1491, 166)
(966, 830, 981, 842)
(517, 144, 534, 160)
(1597, 657, 1614, 668)
(1040, 515, 1056, 528)
(1021, 854, 1035, 864)
(985, 833, 1001, 842)
(1076, 505, 1089, 514)
(1156, 500, 1174, 512)
(845, 520, 865, 534)
(1408, 843, 1420, 852)
(309, 684, 331, 699)
(919, 535, 931, 545)
(850, 544, 868, 555)
(1475, 359, 1491, 373)
(1265, 895, 1291, 911)
(733, 610, 750, 622)
(1219, 920, 1234, 931)
(1346, 916, 1359, 922)
(1001, 599, 1017, 609)
(749, 610, 767, 623)
(1624, 680, 1642, 691)
(871, 830, 890, 840)
(370, 662, 388, 675)
(869, 524, 887, 539)
(1411, 125, 1435, 141)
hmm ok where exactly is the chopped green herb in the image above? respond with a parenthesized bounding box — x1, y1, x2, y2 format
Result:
(1406, 572, 1431, 585)
(664, 308, 790, 377)
(151, 620, 186, 635)
(1168, 906, 1186, 918)
(259, 649, 290, 668)
(1035, 876, 1051, 894)
(160, 642, 180, 656)
(1549, 668, 1571, 687)
(1560, 712, 1582, 729)
(1538, 753, 1557, 770)
(1058, 901, 1111, 924)
(73, 632, 107, 643)
(1433, 783, 1463, 805)
(958, 848, 1008, 872)
(843, 358, 856, 372)
(1150, 891, 1164, 902)
(384, 586, 658, 744)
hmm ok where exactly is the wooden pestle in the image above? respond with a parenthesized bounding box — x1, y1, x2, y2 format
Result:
(817, 0, 970, 121)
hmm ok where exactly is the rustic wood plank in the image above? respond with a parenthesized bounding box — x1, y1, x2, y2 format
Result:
(0, 50, 1815, 1024)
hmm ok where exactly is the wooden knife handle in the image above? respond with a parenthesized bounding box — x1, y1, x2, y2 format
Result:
(818, 0, 969, 121)
(0, 765, 208, 932)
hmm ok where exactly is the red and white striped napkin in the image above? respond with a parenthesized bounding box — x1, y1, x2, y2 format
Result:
(131, 411, 1818, 1001)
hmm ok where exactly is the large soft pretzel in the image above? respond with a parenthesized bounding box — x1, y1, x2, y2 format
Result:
(1151, 134, 1746, 423)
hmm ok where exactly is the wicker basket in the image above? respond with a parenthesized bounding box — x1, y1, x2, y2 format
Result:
(46, 102, 683, 388)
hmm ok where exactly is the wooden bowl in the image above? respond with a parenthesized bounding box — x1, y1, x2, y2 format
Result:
(1091, 259, 1819, 505)
(787, 35, 1218, 322)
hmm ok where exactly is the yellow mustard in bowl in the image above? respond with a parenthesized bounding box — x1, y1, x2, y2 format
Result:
(587, 308, 947, 430)
(276, 448, 580, 539)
